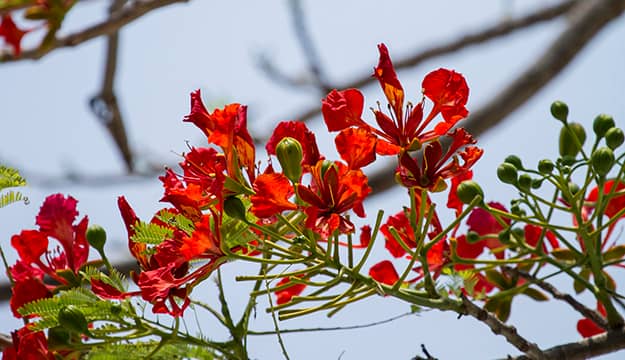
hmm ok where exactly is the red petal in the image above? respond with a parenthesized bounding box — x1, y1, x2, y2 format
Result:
(374, 44, 404, 119)
(11, 230, 48, 264)
(10, 278, 52, 318)
(0, 15, 28, 56)
(91, 279, 132, 300)
(180, 215, 222, 260)
(335, 128, 377, 169)
(369, 260, 399, 286)
(251, 173, 298, 218)
(321, 89, 365, 132)
(275, 276, 307, 305)
(422, 68, 469, 125)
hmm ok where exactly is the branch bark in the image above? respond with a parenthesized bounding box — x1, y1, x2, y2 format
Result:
(0, 0, 189, 62)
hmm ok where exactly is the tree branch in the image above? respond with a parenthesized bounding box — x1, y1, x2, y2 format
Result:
(503, 267, 609, 330)
(287, 0, 577, 124)
(0, 0, 190, 62)
(89, 0, 134, 172)
(509, 328, 625, 360)
(460, 294, 547, 359)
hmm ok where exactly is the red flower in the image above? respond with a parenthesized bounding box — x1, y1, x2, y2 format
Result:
(2, 326, 53, 360)
(381, 210, 416, 258)
(118, 196, 149, 270)
(577, 302, 607, 338)
(10, 277, 52, 318)
(296, 160, 370, 239)
(91, 279, 135, 300)
(321, 89, 366, 131)
(184, 91, 256, 182)
(369, 260, 399, 286)
(266, 121, 321, 169)
(137, 263, 190, 317)
(322, 44, 471, 160)
(275, 276, 307, 305)
(251, 172, 298, 218)
(10, 230, 48, 265)
(465, 202, 510, 259)
(422, 68, 469, 134)
(396, 128, 482, 192)
(35, 194, 89, 272)
(586, 179, 625, 219)
(159, 169, 212, 222)
(0, 15, 28, 57)
(180, 214, 223, 260)
(447, 170, 473, 216)
(335, 127, 377, 169)
(180, 146, 226, 198)
(523, 224, 559, 252)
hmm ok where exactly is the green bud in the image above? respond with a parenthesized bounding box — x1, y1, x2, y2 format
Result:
(560, 156, 576, 167)
(562, 182, 581, 204)
(466, 231, 480, 244)
(456, 180, 484, 205)
(591, 147, 615, 177)
(320, 160, 336, 179)
(47, 326, 71, 347)
(537, 159, 554, 174)
(511, 228, 525, 241)
(559, 122, 586, 158)
(510, 204, 525, 216)
(531, 178, 543, 189)
(504, 155, 523, 170)
(605, 128, 624, 150)
(276, 137, 303, 183)
(550, 101, 569, 122)
(498, 229, 511, 245)
(497, 163, 518, 184)
(593, 114, 615, 138)
(86, 225, 107, 251)
(517, 174, 532, 192)
(224, 196, 247, 221)
(58, 305, 89, 334)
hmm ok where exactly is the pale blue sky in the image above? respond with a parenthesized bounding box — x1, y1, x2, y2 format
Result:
(1, 1, 625, 358)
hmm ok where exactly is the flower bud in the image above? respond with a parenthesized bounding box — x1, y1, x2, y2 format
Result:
(517, 174, 532, 192)
(224, 196, 247, 221)
(550, 101, 569, 122)
(593, 114, 615, 138)
(58, 305, 89, 334)
(559, 122, 586, 158)
(86, 225, 107, 252)
(538, 159, 554, 175)
(504, 155, 523, 170)
(456, 180, 484, 205)
(531, 178, 543, 189)
(276, 137, 303, 183)
(498, 229, 511, 245)
(606, 127, 624, 150)
(320, 160, 336, 179)
(510, 204, 525, 216)
(591, 147, 615, 177)
(466, 231, 480, 244)
(497, 163, 518, 184)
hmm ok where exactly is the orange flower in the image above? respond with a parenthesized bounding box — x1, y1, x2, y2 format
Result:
(251, 172, 298, 218)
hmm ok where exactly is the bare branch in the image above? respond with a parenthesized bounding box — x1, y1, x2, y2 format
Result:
(89, 0, 134, 172)
(462, 0, 625, 139)
(503, 267, 609, 331)
(365, 0, 625, 194)
(460, 294, 547, 359)
(288, 0, 577, 124)
(0, 0, 190, 62)
(509, 328, 625, 360)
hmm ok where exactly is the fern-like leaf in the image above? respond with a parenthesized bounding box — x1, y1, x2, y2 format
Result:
(0, 190, 28, 208)
(0, 165, 26, 190)
(131, 221, 173, 245)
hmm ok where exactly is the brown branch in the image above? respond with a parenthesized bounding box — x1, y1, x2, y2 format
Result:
(89, 0, 134, 172)
(503, 267, 609, 330)
(0, 0, 189, 62)
(462, 0, 625, 139)
(460, 294, 547, 359)
(288, 0, 577, 125)
(509, 328, 625, 360)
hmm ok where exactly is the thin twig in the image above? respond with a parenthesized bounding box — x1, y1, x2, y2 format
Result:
(460, 294, 547, 359)
(89, 0, 134, 172)
(287, 0, 577, 124)
(503, 267, 609, 330)
(248, 311, 413, 335)
(0, 0, 190, 62)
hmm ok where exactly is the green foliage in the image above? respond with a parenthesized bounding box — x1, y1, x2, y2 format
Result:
(157, 210, 195, 235)
(80, 265, 127, 291)
(85, 341, 220, 360)
(131, 221, 174, 245)
(19, 288, 133, 331)
(0, 166, 28, 208)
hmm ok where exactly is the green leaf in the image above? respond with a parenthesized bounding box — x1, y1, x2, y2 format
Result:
(484, 269, 509, 289)
(574, 267, 591, 294)
(604, 245, 625, 262)
(551, 248, 577, 262)
(85, 341, 220, 360)
(131, 221, 173, 245)
(0, 190, 28, 208)
(522, 287, 549, 301)
(0, 165, 26, 190)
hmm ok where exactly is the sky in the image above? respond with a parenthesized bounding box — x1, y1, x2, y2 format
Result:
(1, 0, 625, 358)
